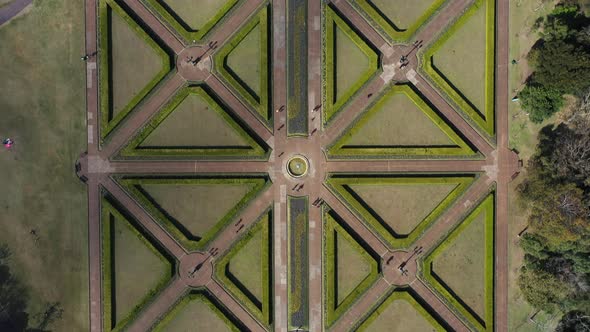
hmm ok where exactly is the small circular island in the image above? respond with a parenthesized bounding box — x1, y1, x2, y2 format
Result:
(287, 155, 309, 178)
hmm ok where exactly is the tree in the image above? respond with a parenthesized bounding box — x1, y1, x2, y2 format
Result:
(518, 267, 573, 313)
(519, 233, 550, 259)
(556, 311, 590, 332)
(0, 247, 30, 332)
(531, 39, 590, 95)
(519, 85, 564, 123)
(534, 123, 590, 185)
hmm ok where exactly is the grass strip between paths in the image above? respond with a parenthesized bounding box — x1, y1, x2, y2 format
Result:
(421, 0, 496, 136)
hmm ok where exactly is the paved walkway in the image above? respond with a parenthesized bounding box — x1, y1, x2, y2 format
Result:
(0, 0, 32, 26)
(80, 0, 516, 331)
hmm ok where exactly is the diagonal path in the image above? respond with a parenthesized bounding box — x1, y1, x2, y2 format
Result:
(126, 277, 187, 332)
(321, 186, 389, 256)
(413, 0, 475, 48)
(100, 74, 186, 158)
(330, 0, 388, 51)
(121, 0, 184, 53)
(205, 74, 273, 144)
(102, 176, 188, 259)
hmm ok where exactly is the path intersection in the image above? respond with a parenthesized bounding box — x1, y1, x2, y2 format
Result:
(79, 0, 518, 331)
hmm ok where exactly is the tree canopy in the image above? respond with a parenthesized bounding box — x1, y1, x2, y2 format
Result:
(517, 121, 590, 319)
(519, 3, 590, 122)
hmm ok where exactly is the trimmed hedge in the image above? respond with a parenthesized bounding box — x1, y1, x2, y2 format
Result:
(421, 0, 496, 136)
(119, 86, 268, 159)
(116, 175, 271, 251)
(421, 193, 495, 331)
(355, 289, 446, 331)
(324, 5, 380, 124)
(142, 0, 239, 42)
(351, 0, 447, 42)
(151, 290, 241, 331)
(101, 198, 174, 331)
(326, 174, 476, 249)
(213, 5, 271, 122)
(323, 210, 380, 328)
(98, 0, 172, 139)
(328, 84, 477, 158)
(213, 209, 273, 326)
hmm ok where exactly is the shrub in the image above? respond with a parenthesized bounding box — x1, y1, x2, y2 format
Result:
(518, 85, 564, 123)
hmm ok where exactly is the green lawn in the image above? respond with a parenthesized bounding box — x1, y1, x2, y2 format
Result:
(334, 24, 370, 101)
(227, 230, 263, 301)
(507, 1, 561, 330)
(157, 299, 232, 331)
(367, 0, 440, 30)
(109, 214, 170, 324)
(433, 1, 486, 111)
(140, 182, 255, 238)
(324, 212, 380, 327)
(109, 7, 162, 119)
(161, 0, 233, 31)
(359, 293, 441, 332)
(139, 93, 251, 148)
(336, 231, 371, 305)
(349, 183, 457, 235)
(324, 6, 378, 123)
(226, 24, 261, 98)
(433, 212, 486, 320)
(153, 294, 237, 332)
(344, 89, 456, 147)
(215, 211, 272, 325)
(0, 0, 88, 330)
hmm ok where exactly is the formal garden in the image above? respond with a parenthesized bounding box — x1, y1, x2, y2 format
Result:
(88, 0, 501, 330)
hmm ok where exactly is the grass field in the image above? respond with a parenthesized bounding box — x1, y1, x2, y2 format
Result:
(359, 292, 441, 331)
(324, 6, 378, 123)
(162, 0, 232, 31)
(329, 175, 474, 248)
(0, 0, 88, 330)
(433, 212, 486, 319)
(334, 25, 370, 101)
(157, 299, 232, 332)
(368, 0, 440, 30)
(336, 231, 371, 305)
(215, 211, 272, 325)
(433, 1, 486, 112)
(227, 230, 263, 301)
(109, 213, 170, 324)
(423, 195, 494, 330)
(349, 183, 457, 235)
(324, 211, 380, 327)
(346, 91, 455, 146)
(507, 1, 561, 330)
(139, 181, 255, 238)
(330, 85, 475, 157)
(153, 293, 238, 332)
(226, 25, 261, 98)
(139, 93, 250, 148)
(109, 8, 162, 119)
